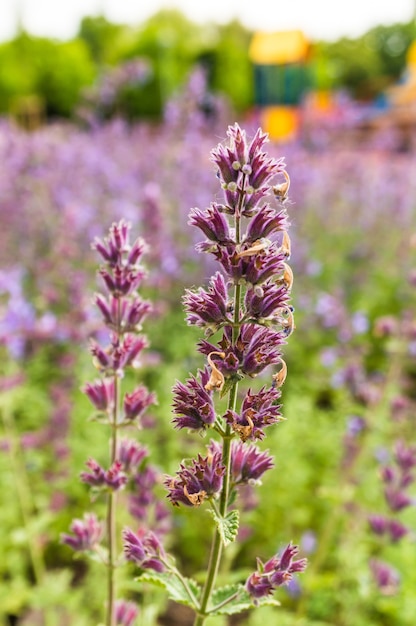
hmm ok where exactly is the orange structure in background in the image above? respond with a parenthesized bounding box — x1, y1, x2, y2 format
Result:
(249, 30, 312, 141)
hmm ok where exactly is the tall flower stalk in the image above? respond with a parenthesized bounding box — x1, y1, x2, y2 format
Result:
(61, 220, 159, 626)
(125, 124, 306, 624)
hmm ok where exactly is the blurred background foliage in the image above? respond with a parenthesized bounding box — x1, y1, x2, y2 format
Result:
(0, 8, 415, 120)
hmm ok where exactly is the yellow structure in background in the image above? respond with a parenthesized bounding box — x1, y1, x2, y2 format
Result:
(260, 106, 299, 141)
(249, 30, 310, 65)
(249, 30, 311, 141)
(387, 40, 416, 106)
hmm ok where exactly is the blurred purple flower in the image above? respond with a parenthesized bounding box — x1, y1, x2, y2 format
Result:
(123, 527, 165, 572)
(115, 600, 139, 626)
(61, 513, 104, 552)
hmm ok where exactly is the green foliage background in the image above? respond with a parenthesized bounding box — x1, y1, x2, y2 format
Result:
(0, 9, 415, 119)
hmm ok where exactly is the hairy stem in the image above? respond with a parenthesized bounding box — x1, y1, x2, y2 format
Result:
(106, 300, 121, 626)
(193, 185, 245, 626)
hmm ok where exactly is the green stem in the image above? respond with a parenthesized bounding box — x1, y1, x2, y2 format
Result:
(193, 182, 245, 626)
(106, 300, 122, 626)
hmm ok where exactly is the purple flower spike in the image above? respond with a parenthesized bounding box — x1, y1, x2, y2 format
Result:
(164, 450, 225, 507)
(61, 513, 104, 552)
(172, 368, 216, 431)
(123, 527, 165, 572)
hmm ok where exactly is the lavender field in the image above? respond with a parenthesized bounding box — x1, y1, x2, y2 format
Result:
(1, 93, 416, 626)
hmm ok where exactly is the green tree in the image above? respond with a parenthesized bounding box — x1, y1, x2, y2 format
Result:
(205, 20, 254, 112)
(0, 34, 95, 117)
(78, 15, 129, 64)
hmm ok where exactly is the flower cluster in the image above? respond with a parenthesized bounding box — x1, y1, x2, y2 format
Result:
(162, 124, 307, 618)
(61, 513, 104, 552)
(246, 543, 308, 601)
(123, 527, 166, 572)
(368, 439, 416, 593)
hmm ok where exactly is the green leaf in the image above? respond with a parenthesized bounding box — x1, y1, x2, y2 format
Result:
(135, 570, 200, 609)
(209, 584, 280, 616)
(220, 373, 244, 399)
(209, 509, 239, 547)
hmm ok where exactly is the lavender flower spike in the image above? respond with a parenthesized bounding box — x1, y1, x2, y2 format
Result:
(160, 125, 305, 624)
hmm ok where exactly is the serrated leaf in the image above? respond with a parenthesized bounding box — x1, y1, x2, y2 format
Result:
(209, 509, 239, 547)
(209, 584, 280, 616)
(135, 570, 200, 609)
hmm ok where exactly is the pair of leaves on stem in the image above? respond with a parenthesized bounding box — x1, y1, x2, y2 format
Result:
(135, 510, 279, 617)
(136, 571, 279, 617)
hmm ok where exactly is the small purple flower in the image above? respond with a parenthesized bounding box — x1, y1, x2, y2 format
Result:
(115, 600, 139, 626)
(241, 326, 286, 377)
(92, 220, 147, 268)
(388, 518, 409, 543)
(246, 543, 307, 601)
(123, 385, 156, 422)
(90, 333, 148, 373)
(368, 514, 389, 536)
(245, 205, 289, 241)
(123, 527, 165, 572)
(245, 282, 289, 322)
(164, 450, 225, 507)
(199, 325, 286, 379)
(172, 368, 216, 431)
(225, 386, 283, 441)
(209, 440, 274, 484)
(117, 439, 148, 473)
(369, 558, 400, 595)
(95, 293, 152, 332)
(61, 513, 104, 552)
(189, 205, 232, 243)
(183, 272, 231, 331)
(83, 378, 115, 412)
(394, 440, 416, 472)
(80, 458, 127, 491)
(204, 242, 286, 287)
(384, 486, 412, 512)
